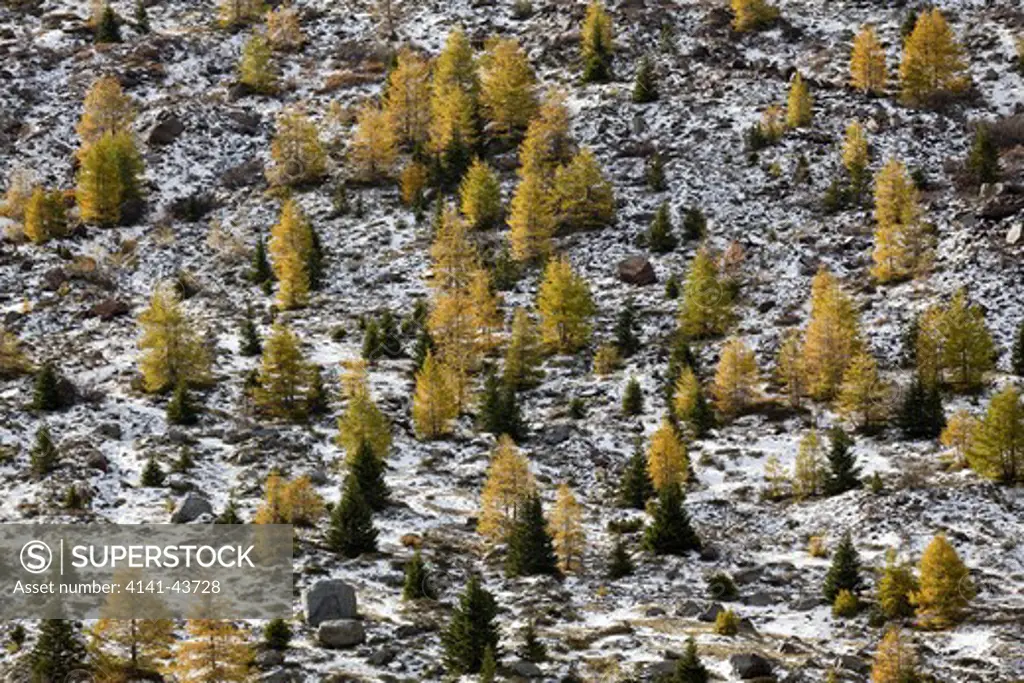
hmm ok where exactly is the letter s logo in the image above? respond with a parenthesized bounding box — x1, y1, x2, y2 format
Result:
(20, 540, 53, 574)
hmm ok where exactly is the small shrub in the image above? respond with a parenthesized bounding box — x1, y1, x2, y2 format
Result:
(607, 517, 644, 534)
(808, 535, 828, 558)
(568, 397, 587, 419)
(592, 344, 620, 376)
(714, 609, 740, 635)
(832, 589, 859, 618)
(706, 572, 738, 600)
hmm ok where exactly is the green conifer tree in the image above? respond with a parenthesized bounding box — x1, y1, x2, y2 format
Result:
(166, 379, 199, 426)
(672, 637, 710, 683)
(216, 497, 243, 524)
(402, 549, 436, 600)
(642, 482, 701, 555)
(1011, 319, 1024, 376)
(478, 371, 525, 441)
(30, 620, 87, 683)
(648, 201, 677, 253)
(140, 456, 165, 487)
(349, 440, 389, 511)
(632, 55, 659, 103)
(327, 475, 379, 558)
(480, 646, 497, 683)
(618, 443, 655, 509)
(32, 362, 62, 411)
(824, 427, 861, 495)
(263, 619, 292, 651)
(898, 375, 946, 439)
(134, 0, 150, 33)
(520, 621, 546, 662)
(240, 309, 262, 356)
(682, 206, 707, 241)
(96, 4, 121, 43)
(251, 235, 272, 284)
(441, 574, 501, 675)
(823, 531, 862, 602)
(622, 377, 644, 416)
(614, 300, 641, 358)
(966, 124, 999, 186)
(607, 535, 635, 579)
(30, 425, 59, 478)
(505, 493, 559, 577)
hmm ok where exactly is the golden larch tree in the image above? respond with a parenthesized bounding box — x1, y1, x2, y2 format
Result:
(427, 288, 479, 406)
(429, 29, 478, 155)
(647, 418, 688, 491)
(967, 385, 1023, 484)
(507, 170, 555, 262)
(786, 72, 812, 128)
(429, 205, 479, 292)
(468, 268, 503, 353)
(679, 248, 733, 340)
(138, 284, 211, 393)
(581, 0, 614, 82)
(940, 409, 978, 467)
(910, 535, 974, 629)
(713, 337, 759, 420)
(336, 360, 392, 462)
(267, 107, 327, 187)
(269, 198, 313, 309)
(479, 37, 538, 136)
(412, 350, 459, 440)
(459, 158, 503, 230)
(837, 350, 890, 430)
(899, 9, 969, 107)
(800, 268, 863, 400)
(870, 627, 920, 683)
(537, 256, 595, 354)
(551, 148, 615, 232)
(239, 33, 277, 93)
(731, 0, 779, 33)
(871, 158, 931, 283)
(793, 429, 826, 499)
(478, 435, 536, 541)
(76, 130, 144, 227)
(76, 76, 135, 149)
(549, 483, 585, 573)
(938, 290, 994, 393)
(518, 90, 573, 179)
(503, 308, 544, 389)
(842, 120, 870, 193)
(254, 322, 310, 420)
(850, 25, 887, 95)
(173, 619, 251, 683)
(350, 100, 398, 184)
(265, 5, 304, 51)
(774, 329, 805, 408)
(384, 49, 432, 151)
(23, 187, 67, 244)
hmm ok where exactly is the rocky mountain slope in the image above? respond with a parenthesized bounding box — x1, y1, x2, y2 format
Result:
(0, 0, 1023, 681)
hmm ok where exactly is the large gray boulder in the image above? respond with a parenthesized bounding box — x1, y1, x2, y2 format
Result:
(318, 619, 365, 648)
(171, 493, 212, 523)
(305, 580, 358, 627)
(617, 255, 657, 286)
(730, 653, 774, 679)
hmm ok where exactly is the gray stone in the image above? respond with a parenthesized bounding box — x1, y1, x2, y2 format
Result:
(743, 591, 778, 607)
(730, 653, 774, 679)
(698, 603, 724, 622)
(542, 423, 572, 446)
(254, 650, 285, 668)
(617, 255, 657, 285)
(260, 669, 297, 683)
(305, 579, 358, 626)
(1007, 223, 1022, 246)
(148, 115, 184, 145)
(510, 660, 543, 678)
(171, 493, 213, 523)
(318, 619, 365, 648)
(790, 595, 821, 611)
(837, 654, 870, 675)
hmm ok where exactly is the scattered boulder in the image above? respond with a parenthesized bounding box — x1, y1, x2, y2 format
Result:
(253, 650, 285, 669)
(90, 298, 130, 321)
(730, 653, 774, 679)
(617, 255, 657, 286)
(698, 603, 724, 622)
(148, 115, 184, 145)
(1007, 223, 1022, 246)
(318, 619, 365, 648)
(221, 158, 265, 190)
(510, 660, 543, 678)
(305, 579, 358, 627)
(170, 493, 213, 523)
(836, 653, 870, 675)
